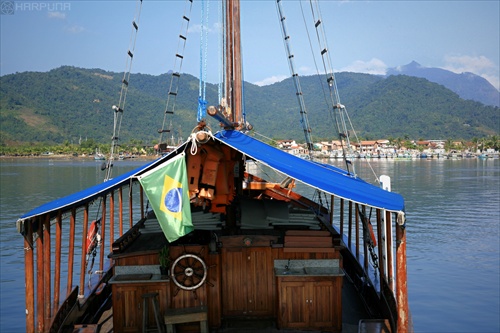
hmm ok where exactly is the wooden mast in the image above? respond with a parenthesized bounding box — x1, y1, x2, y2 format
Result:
(225, 0, 242, 127)
(207, 0, 247, 129)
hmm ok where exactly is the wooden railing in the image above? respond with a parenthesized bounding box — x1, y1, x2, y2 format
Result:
(264, 183, 409, 331)
(19, 175, 409, 332)
(18, 181, 145, 333)
(332, 196, 409, 332)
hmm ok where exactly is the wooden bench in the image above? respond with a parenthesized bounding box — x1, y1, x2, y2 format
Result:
(358, 319, 391, 333)
(164, 306, 208, 333)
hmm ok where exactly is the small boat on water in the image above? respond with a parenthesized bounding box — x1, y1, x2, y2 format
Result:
(94, 148, 106, 161)
(16, 1, 411, 332)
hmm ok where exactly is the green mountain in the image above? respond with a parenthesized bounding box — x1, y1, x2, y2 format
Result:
(1, 66, 498, 146)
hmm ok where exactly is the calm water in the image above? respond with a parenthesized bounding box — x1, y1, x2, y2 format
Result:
(1, 157, 499, 332)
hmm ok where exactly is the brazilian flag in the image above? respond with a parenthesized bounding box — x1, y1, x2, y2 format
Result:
(138, 152, 193, 242)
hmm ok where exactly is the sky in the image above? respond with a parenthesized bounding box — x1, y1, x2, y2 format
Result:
(1, 0, 499, 91)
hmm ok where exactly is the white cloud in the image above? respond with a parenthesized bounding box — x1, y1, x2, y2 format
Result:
(65, 25, 84, 34)
(188, 24, 202, 34)
(188, 23, 219, 34)
(47, 11, 66, 20)
(46, 10, 84, 35)
(297, 66, 316, 76)
(480, 74, 500, 91)
(253, 75, 288, 86)
(443, 55, 495, 74)
(442, 55, 499, 91)
(340, 58, 387, 75)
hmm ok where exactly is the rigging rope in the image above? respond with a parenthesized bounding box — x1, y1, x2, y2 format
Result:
(305, 0, 379, 181)
(198, 0, 210, 122)
(357, 205, 379, 269)
(304, 0, 357, 175)
(218, 0, 225, 107)
(158, 0, 194, 148)
(275, 0, 314, 156)
(105, 0, 143, 181)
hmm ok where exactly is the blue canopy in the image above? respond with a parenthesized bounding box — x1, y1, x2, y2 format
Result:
(214, 130, 405, 213)
(19, 130, 404, 223)
(18, 156, 166, 221)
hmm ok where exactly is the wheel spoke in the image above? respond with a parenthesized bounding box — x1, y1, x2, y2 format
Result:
(171, 253, 207, 291)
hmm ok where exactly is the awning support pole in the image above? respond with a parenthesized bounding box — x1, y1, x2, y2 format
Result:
(396, 223, 410, 332)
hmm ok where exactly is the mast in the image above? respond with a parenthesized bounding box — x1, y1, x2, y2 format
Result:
(208, 0, 247, 129)
(225, 0, 243, 126)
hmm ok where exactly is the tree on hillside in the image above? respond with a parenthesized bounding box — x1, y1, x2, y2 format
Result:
(486, 135, 499, 150)
(444, 139, 455, 151)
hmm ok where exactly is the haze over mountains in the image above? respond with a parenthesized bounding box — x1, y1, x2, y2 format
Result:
(386, 61, 499, 107)
(0, 64, 498, 147)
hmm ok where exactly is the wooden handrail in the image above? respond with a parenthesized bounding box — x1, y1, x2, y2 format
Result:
(54, 211, 62, 313)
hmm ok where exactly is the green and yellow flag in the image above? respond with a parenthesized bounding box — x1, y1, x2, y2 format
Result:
(137, 153, 193, 242)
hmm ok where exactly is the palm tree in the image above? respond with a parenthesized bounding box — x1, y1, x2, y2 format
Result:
(472, 137, 479, 153)
(485, 135, 499, 151)
(444, 138, 455, 152)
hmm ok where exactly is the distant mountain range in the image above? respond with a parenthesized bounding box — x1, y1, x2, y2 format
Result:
(0, 66, 498, 146)
(386, 61, 499, 107)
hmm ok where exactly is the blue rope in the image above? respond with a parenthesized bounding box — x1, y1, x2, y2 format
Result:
(218, 0, 223, 104)
(198, 0, 209, 122)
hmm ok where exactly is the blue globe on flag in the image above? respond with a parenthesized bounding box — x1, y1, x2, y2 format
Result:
(164, 187, 182, 213)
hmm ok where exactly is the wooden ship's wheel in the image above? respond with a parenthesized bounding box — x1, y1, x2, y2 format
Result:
(171, 247, 215, 298)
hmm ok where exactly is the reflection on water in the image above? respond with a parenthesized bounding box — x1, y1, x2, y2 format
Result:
(1, 157, 499, 332)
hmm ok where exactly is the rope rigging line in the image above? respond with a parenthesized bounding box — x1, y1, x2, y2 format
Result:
(357, 205, 379, 270)
(158, 0, 194, 149)
(298, 1, 350, 175)
(105, 0, 143, 181)
(198, 0, 210, 122)
(218, 0, 226, 111)
(305, 0, 362, 177)
(306, 0, 379, 181)
(275, 0, 314, 155)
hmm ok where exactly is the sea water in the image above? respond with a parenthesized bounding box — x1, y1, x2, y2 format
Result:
(1, 157, 499, 332)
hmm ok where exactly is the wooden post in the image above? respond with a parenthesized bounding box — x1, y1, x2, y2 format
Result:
(362, 206, 368, 271)
(140, 185, 145, 220)
(119, 187, 123, 236)
(339, 199, 344, 236)
(329, 195, 335, 227)
(355, 203, 360, 260)
(36, 217, 45, 332)
(54, 211, 62, 313)
(348, 201, 353, 249)
(396, 222, 410, 332)
(24, 220, 35, 333)
(129, 185, 133, 228)
(79, 204, 89, 299)
(100, 196, 107, 272)
(110, 191, 115, 250)
(67, 209, 76, 295)
(386, 211, 394, 291)
(43, 215, 51, 323)
(376, 209, 385, 287)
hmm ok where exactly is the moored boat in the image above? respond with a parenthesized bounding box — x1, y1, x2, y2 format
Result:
(94, 148, 106, 161)
(16, 1, 412, 332)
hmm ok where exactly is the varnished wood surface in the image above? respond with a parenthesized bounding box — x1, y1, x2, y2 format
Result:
(108, 227, 354, 332)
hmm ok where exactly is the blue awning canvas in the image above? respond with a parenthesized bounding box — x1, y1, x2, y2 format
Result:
(214, 130, 405, 213)
(18, 129, 404, 224)
(18, 156, 168, 221)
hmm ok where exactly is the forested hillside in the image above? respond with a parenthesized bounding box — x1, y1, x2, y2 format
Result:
(1, 66, 498, 146)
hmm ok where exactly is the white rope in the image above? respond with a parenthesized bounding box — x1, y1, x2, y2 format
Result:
(189, 129, 214, 155)
(190, 134, 199, 155)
